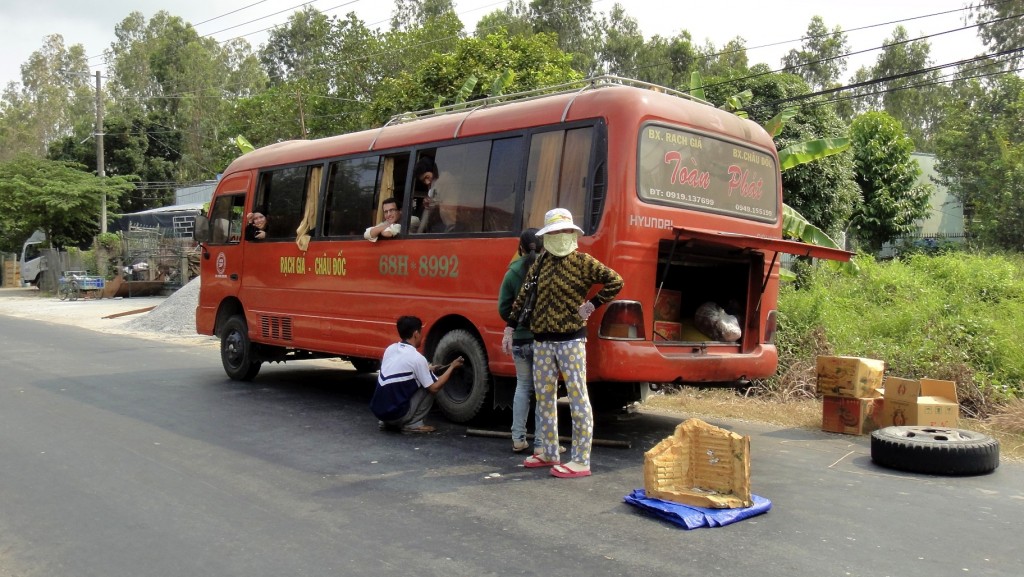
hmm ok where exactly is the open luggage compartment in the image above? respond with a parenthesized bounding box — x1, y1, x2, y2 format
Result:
(653, 239, 762, 350)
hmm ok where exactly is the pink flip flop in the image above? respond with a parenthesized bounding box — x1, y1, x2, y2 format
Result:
(550, 464, 591, 478)
(523, 454, 560, 468)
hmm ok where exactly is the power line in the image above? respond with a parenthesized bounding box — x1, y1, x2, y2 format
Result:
(681, 9, 1023, 96)
(751, 45, 1024, 111)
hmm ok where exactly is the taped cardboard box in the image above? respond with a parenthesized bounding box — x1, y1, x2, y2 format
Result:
(881, 377, 959, 427)
(821, 396, 884, 435)
(816, 356, 884, 398)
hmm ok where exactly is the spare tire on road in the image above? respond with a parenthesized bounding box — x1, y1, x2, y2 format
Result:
(870, 426, 999, 476)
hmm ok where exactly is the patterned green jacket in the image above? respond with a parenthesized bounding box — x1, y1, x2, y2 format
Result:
(508, 250, 623, 342)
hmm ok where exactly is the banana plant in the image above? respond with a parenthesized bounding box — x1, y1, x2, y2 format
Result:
(234, 135, 255, 155)
(435, 75, 479, 111)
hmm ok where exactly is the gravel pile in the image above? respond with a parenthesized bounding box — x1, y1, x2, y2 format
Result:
(125, 276, 201, 336)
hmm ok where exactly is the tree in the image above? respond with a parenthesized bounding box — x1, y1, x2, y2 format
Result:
(0, 155, 135, 252)
(697, 37, 750, 79)
(848, 111, 931, 252)
(260, 7, 335, 86)
(781, 16, 850, 91)
(106, 11, 266, 180)
(529, 0, 600, 75)
(632, 32, 698, 89)
(0, 34, 93, 161)
(971, 0, 1024, 70)
(596, 3, 644, 76)
(475, 0, 533, 38)
(368, 29, 580, 124)
(934, 73, 1024, 250)
(48, 110, 183, 213)
(847, 26, 945, 151)
(391, 0, 456, 31)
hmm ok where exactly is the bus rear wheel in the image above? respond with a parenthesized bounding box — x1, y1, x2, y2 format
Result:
(221, 314, 261, 381)
(432, 330, 490, 423)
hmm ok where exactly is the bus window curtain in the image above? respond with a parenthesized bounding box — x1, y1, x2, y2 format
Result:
(525, 131, 564, 228)
(378, 157, 395, 223)
(558, 128, 593, 220)
(296, 165, 322, 251)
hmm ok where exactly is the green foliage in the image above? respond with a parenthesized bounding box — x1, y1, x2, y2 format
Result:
(48, 109, 182, 213)
(774, 253, 1024, 414)
(0, 155, 135, 251)
(971, 0, 1024, 70)
(764, 107, 798, 138)
(369, 29, 580, 123)
(780, 16, 850, 91)
(97, 232, 121, 252)
(845, 26, 945, 151)
(777, 137, 850, 171)
(528, 0, 601, 75)
(848, 111, 931, 252)
(706, 70, 859, 239)
(106, 11, 266, 180)
(234, 136, 255, 155)
(0, 34, 93, 161)
(781, 205, 858, 276)
(934, 74, 1024, 251)
(688, 71, 705, 102)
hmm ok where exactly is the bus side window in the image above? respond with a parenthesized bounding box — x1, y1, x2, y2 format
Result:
(324, 156, 383, 236)
(429, 142, 491, 233)
(524, 126, 594, 229)
(257, 165, 315, 240)
(483, 136, 522, 232)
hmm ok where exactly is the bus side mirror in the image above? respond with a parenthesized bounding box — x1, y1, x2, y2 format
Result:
(193, 214, 211, 259)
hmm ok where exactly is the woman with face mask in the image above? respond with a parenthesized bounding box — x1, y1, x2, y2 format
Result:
(504, 208, 623, 478)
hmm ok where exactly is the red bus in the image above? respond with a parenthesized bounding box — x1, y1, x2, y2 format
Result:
(194, 76, 849, 422)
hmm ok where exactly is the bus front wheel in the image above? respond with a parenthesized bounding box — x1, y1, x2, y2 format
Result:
(432, 330, 490, 423)
(220, 315, 261, 381)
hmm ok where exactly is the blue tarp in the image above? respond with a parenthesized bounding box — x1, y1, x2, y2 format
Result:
(624, 489, 772, 529)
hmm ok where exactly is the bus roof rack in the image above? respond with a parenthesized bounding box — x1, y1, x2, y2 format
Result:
(383, 75, 710, 128)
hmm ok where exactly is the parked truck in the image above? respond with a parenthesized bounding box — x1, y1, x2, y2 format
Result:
(20, 230, 47, 287)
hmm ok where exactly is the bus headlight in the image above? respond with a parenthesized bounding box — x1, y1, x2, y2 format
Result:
(599, 300, 645, 340)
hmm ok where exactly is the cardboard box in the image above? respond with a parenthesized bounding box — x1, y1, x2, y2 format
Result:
(822, 396, 884, 435)
(881, 377, 959, 427)
(645, 418, 751, 509)
(816, 356, 884, 398)
(653, 321, 681, 341)
(654, 289, 681, 322)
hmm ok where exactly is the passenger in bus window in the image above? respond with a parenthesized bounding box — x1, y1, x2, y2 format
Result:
(364, 198, 404, 242)
(507, 208, 623, 479)
(245, 212, 267, 241)
(413, 157, 444, 233)
(370, 316, 465, 433)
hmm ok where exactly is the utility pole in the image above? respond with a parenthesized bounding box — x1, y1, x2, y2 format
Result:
(95, 71, 106, 233)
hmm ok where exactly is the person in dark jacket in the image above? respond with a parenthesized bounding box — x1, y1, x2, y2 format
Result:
(499, 228, 542, 453)
(506, 209, 623, 478)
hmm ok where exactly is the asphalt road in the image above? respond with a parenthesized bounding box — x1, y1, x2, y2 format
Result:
(1, 312, 1022, 577)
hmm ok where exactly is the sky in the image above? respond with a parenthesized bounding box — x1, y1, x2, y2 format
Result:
(0, 0, 987, 90)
